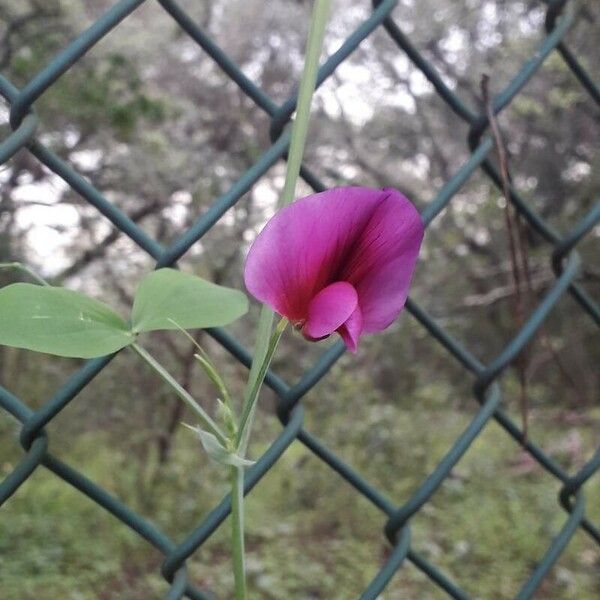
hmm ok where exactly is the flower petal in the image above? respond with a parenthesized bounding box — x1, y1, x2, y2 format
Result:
(340, 188, 423, 332)
(244, 188, 388, 321)
(304, 281, 358, 339)
(338, 304, 363, 353)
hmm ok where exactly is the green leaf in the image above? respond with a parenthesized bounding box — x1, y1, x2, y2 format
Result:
(131, 268, 248, 333)
(0, 283, 133, 358)
(184, 424, 254, 468)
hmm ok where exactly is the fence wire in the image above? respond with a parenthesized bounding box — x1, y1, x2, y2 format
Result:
(0, 0, 598, 598)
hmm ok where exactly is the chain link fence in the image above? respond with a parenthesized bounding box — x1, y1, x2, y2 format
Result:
(0, 0, 598, 597)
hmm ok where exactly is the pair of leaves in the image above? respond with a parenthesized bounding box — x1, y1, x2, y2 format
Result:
(0, 269, 248, 358)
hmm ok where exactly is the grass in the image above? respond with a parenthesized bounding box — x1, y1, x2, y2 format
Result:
(0, 400, 598, 599)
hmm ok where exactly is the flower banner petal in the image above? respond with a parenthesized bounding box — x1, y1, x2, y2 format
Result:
(341, 189, 423, 332)
(244, 188, 385, 320)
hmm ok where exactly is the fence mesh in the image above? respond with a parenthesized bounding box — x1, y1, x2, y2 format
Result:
(0, 0, 598, 598)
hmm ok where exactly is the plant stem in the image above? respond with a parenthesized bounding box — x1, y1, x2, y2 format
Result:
(230, 465, 246, 600)
(229, 2, 330, 597)
(280, 0, 331, 208)
(238, 0, 330, 453)
(130, 342, 228, 446)
(236, 318, 287, 454)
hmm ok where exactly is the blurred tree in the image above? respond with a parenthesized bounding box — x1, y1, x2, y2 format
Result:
(0, 1, 598, 596)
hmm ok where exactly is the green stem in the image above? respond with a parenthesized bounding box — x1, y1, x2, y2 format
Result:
(230, 4, 330, 597)
(130, 342, 228, 446)
(0, 262, 50, 286)
(236, 318, 288, 454)
(238, 0, 330, 453)
(166, 318, 234, 414)
(280, 0, 331, 208)
(230, 465, 246, 600)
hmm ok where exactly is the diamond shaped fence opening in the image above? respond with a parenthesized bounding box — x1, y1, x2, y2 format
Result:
(0, 0, 598, 598)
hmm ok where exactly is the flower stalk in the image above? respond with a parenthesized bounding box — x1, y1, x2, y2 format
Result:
(236, 317, 287, 454)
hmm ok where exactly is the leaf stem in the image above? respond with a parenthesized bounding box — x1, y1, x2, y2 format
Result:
(130, 342, 228, 446)
(166, 318, 234, 413)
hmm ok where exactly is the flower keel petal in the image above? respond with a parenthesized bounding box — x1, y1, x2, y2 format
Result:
(338, 304, 363, 353)
(304, 281, 358, 339)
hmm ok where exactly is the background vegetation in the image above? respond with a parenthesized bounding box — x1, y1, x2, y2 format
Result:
(0, 0, 598, 598)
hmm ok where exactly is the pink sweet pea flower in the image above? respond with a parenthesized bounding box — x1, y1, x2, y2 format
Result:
(244, 187, 424, 352)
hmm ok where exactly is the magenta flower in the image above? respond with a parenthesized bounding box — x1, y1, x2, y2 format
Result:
(244, 187, 424, 352)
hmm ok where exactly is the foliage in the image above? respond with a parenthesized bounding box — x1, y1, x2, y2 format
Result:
(0, 0, 598, 596)
(0, 269, 247, 357)
(0, 401, 598, 599)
